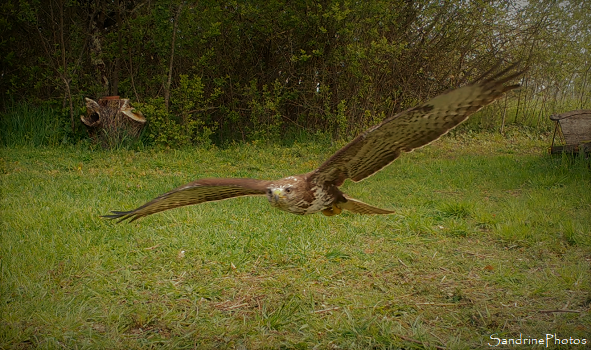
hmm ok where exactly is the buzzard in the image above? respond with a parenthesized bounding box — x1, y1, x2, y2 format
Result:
(104, 64, 524, 222)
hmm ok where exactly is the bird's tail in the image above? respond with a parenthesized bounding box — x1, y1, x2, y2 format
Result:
(339, 195, 395, 215)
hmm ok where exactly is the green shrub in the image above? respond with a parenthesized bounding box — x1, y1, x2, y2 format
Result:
(245, 79, 285, 142)
(137, 75, 218, 148)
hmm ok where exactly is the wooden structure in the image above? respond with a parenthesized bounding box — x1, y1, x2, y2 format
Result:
(82, 96, 146, 148)
(549, 110, 591, 154)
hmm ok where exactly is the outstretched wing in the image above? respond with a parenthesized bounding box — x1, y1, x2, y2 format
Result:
(311, 63, 526, 186)
(102, 178, 271, 222)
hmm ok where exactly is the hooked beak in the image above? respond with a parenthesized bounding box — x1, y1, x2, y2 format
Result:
(271, 188, 284, 202)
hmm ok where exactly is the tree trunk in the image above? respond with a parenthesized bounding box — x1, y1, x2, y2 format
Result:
(111, 0, 123, 96)
(500, 94, 508, 134)
(89, 2, 109, 96)
(514, 74, 525, 124)
(164, 3, 183, 112)
(579, 63, 590, 109)
(58, 0, 75, 132)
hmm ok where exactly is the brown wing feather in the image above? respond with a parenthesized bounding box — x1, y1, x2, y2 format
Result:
(311, 63, 526, 186)
(102, 178, 270, 222)
(338, 195, 395, 214)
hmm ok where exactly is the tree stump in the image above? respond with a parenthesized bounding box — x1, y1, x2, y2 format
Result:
(82, 96, 146, 148)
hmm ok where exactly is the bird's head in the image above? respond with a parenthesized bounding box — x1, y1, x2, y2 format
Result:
(266, 176, 304, 212)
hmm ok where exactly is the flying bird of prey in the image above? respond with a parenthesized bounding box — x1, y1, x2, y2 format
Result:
(104, 64, 524, 222)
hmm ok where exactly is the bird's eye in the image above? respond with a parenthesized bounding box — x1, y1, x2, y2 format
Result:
(267, 189, 272, 195)
(285, 187, 291, 193)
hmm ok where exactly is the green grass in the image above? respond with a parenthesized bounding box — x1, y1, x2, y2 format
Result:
(0, 104, 71, 147)
(1, 129, 590, 349)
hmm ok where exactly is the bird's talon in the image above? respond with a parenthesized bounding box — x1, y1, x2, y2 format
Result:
(322, 204, 342, 216)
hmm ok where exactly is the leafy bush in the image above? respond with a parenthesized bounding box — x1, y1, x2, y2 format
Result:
(3, 0, 590, 146)
(136, 75, 218, 148)
(244, 79, 285, 142)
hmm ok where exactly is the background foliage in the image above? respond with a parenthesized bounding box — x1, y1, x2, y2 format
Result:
(1, 0, 590, 146)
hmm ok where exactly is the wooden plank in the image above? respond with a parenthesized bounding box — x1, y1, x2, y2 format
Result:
(559, 114, 591, 145)
(549, 109, 591, 121)
(549, 110, 591, 145)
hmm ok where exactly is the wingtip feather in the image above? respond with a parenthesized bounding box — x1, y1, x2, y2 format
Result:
(100, 210, 138, 223)
(481, 61, 528, 87)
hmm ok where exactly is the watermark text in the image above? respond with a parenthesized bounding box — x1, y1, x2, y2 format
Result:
(488, 333, 587, 347)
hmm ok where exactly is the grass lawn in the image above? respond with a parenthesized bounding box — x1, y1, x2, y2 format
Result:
(1, 129, 590, 349)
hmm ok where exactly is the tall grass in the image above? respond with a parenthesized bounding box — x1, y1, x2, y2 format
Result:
(0, 103, 68, 147)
